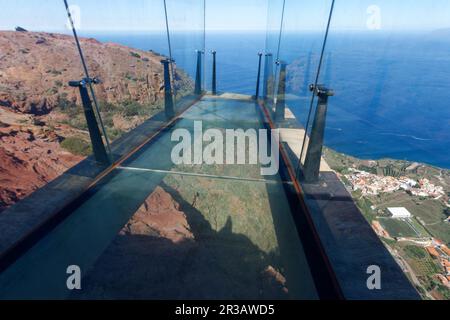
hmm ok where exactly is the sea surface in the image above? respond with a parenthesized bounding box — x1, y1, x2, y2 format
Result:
(82, 31, 450, 169)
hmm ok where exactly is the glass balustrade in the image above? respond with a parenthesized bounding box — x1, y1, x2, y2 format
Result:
(203, 0, 268, 96)
(321, 0, 450, 300)
(164, 0, 206, 111)
(0, 0, 101, 215)
(0, 0, 444, 301)
(259, 0, 449, 300)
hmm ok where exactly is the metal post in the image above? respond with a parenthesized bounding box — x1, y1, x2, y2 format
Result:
(275, 60, 287, 121)
(303, 84, 334, 183)
(262, 53, 273, 100)
(195, 50, 203, 95)
(211, 51, 217, 95)
(255, 52, 263, 100)
(161, 59, 175, 119)
(68, 78, 109, 165)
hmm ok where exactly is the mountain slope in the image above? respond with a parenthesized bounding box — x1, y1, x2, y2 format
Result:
(0, 30, 190, 212)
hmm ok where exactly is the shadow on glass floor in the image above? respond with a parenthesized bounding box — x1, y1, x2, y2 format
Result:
(0, 97, 317, 300)
(69, 177, 316, 300)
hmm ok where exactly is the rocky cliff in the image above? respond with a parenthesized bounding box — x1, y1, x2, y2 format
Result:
(0, 30, 190, 212)
(0, 31, 179, 114)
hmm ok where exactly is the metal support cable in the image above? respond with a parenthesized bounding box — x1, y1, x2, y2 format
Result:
(203, 0, 206, 91)
(296, 0, 335, 179)
(272, 0, 286, 105)
(275, 0, 286, 62)
(63, 0, 112, 158)
(163, 0, 177, 98)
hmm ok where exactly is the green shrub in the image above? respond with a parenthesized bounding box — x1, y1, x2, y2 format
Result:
(125, 73, 137, 81)
(130, 51, 141, 59)
(436, 284, 450, 300)
(61, 137, 92, 156)
(404, 245, 427, 259)
(50, 69, 62, 75)
(99, 101, 117, 113)
(47, 87, 58, 95)
(101, 114, 115, 128)
(57, 95, 77, 112)
(106, 127, 125, 141)
(123, 101, 141, 117)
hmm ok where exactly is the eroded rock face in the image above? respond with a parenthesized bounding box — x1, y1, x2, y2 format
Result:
(120, 186, 194, 243)
(262, 266, 289, 295)
(73, 185, 290, 300)
(0, 30, 192, 212)
(0, 113, 83, 211)
(0, 31, 168, 114)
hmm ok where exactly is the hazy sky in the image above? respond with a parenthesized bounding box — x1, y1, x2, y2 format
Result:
(0, 0, 449, 32)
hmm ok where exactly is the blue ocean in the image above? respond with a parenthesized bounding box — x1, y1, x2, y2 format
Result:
(83, 31, 450, 169)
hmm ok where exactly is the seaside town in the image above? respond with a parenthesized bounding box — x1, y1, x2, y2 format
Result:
(342, 168, 450, 293)
(345, 168, 446, 199)
(322, 147, 450, 299)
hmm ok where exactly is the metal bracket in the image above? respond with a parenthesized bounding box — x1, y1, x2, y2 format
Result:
(211, 51, 217, 95)
(309, 84, 334, 98)
(262, 53, 274, 101)
(254, 52, 263, 100)
(194, 50, 204, 95)
(68, 77, 102, 89)
(161, 58, 175, 119)
(68, 77, 109, 164)
(303, 84, 334, 183)
(275, 60, 287, 121)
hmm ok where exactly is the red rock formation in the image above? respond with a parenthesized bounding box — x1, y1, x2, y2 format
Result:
(262, 265, 289, 294)
(0, 31, 169, 114)
(121, 186, 194, 243)
(0, 119, 83, 211)
(0, 30, 193, 212)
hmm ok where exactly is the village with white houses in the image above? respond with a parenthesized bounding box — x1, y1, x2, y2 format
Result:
(322, 148, 450, 298)
(340, 166, 450, 294)
(345, 168, 446, 199)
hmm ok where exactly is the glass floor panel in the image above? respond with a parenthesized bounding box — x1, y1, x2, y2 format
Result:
(121, 97, 267, 180)
(0, 97, 318, 300)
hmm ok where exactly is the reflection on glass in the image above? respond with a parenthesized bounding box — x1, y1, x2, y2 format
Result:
(0, 0, 448, 301)
(0, 97, 318, 300)
(262, 0, 450, 300)
(165, 0, 205, 111)
(0, 0, 94, 213)
(320, 0, 450, 300)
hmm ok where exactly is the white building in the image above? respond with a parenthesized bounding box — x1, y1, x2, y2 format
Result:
(387, 207, 412, 219)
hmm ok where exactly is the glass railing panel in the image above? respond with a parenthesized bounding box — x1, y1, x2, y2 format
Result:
(120, 97, 266, 180)
(0, 97, 318, 300)
(203, 1, 268, 96)
(261, 0, 421, 299)
(67, 0, 175, 162)
(277, 0, 334, 128)
(320, 0, 450, 300)
(164, 0, 205, 112)
(262, 0, 334, 174)
(263, 0, 285, 106)
(0, 0, 99, 213)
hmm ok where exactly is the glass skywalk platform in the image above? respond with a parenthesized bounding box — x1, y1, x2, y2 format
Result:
(0, 95, 318, 300)
(0, 0, 427, 301)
